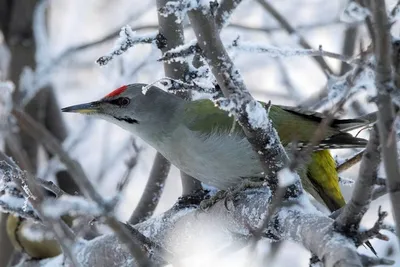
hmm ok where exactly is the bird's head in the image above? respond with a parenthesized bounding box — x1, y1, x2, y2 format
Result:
(61, 83, 180, 137)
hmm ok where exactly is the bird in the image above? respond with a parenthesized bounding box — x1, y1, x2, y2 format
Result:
(62, 83, 375, 252)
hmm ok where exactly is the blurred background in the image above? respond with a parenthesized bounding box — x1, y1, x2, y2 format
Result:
(1, 0, 399, 266)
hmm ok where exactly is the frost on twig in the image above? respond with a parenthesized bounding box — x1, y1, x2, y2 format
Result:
(0, 81, 14, 134)
(97, 25, 158, 66)
(42, 195, 102, 219)
(158, 0, 202, 23)
(340, 1, 371, 23)
(338, 176, 355, 186)
(160, 39, 356, 65)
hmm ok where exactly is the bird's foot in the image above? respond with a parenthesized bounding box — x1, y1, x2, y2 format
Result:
(199, 190, 228, 211)
(175, 189, 211, 209)
(200, 180, 266, 211)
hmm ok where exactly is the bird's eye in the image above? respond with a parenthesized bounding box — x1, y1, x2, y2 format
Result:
(116, 97, 130, 107)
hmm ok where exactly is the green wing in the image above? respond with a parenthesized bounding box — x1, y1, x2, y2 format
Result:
(183, 99, 367, 148)
(183, 99, 240, 136)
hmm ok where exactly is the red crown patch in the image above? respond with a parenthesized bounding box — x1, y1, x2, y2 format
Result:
(105, 85, 128, 98)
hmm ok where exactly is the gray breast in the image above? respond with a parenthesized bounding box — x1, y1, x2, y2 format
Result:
(158, 126, 264, 189)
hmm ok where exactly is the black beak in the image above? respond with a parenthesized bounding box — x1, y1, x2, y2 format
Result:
(61, 101, 101, 114)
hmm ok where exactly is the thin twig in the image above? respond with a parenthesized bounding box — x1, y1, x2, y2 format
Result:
(357, 206, 388, 245)
(35, 178, 66, 197)
(256, 0, 334, 74)
(336, 149, 364, 173)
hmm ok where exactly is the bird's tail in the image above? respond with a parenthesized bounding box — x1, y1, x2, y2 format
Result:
(333, 111, 377, 132)
(306, 150, 377, 256)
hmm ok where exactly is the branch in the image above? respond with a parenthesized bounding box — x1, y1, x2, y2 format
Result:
(17, 188, 393, 267)
(215, 0, 243, 30)
(187, 7, 291, 191)
(228, 19, 348, 34)
(357, 206, 389, 245)
(96, 26, 157, 66)
(371, 0, 400, 242)
(335, 126, 380, 231)
(339, 25, 359, 75)
(129, 153, 169, 224)
(10, 109, 156, 266)
(155, 0, 202, 196)
(0, 153, 79, 267)
(256, 0, 334, 74)
(161, 41, 354, 64)
(336, 149, 364, 173)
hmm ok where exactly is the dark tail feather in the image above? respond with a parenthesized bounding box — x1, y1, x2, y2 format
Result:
(364, 241, 377, 256)
(320, 132, 368, 149)
(334, 112, 377, 132)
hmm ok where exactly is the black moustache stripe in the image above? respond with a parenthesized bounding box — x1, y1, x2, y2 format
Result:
(114, 116, 139, 124)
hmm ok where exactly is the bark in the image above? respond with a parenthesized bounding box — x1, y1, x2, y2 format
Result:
(15, 189, 371, 267)
(371, 0, 400, 243)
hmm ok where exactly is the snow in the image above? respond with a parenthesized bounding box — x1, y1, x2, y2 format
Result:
(0, 194, 34, 215)
(0, 81, 14, 134)
(338, 176, 355, 186)
(340, 1, 371, 23)
(97, 26, 158, 66)
(159, 0, 214, 23)
(277, 168, 299, 187)
(162, 39, 198, 62)
(3, 0, 397, 266)
(232, 42, 325, 58)
(42, 195, 102, 218)
(245, 100, 271, 130)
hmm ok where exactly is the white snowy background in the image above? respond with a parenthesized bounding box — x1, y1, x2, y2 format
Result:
(39, 0, 400, 266)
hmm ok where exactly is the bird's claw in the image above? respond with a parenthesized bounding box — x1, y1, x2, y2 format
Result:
(199, 190, 228, 211)
(199, 179, 266, 211)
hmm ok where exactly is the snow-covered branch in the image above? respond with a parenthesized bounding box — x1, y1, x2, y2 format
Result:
(97, 26, 158, 66)
(161, 40, 356, 66)
(370, 0, 400, 243)
(16, 188, 393, 267)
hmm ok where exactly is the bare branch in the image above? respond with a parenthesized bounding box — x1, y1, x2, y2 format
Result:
(357, 206, 389, 245)
(256, 0, 334, 74)
(335, 126, 380, 231)
(371, 0, 400, 242)
(129, 153, 169, 224)
(340, 25, 359, 75)
(336, 149, 364, 173)
(35, 178, 66, 198)
(215, 0, 243, 30)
